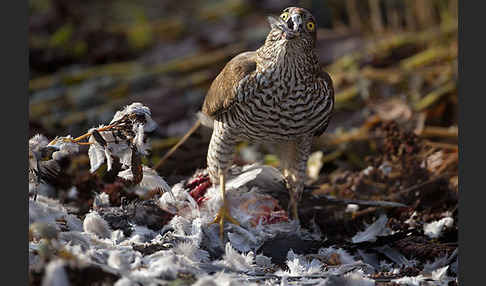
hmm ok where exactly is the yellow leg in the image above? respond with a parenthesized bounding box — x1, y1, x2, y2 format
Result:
(210, 170, 240, 240)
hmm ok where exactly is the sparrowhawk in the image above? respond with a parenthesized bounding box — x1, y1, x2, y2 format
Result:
(201, 7, 335, 237)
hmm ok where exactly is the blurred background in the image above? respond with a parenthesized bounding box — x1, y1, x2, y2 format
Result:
(29, 0, 458, 186)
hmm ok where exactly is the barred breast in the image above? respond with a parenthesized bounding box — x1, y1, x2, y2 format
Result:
(217, 62, 333, 142)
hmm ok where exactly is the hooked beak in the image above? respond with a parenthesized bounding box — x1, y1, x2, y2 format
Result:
(267, 15, 301, 39)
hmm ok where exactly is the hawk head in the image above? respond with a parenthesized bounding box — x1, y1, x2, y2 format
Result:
(267, 7, 317, 49)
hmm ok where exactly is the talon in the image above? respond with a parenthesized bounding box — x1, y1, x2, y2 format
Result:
(210, 204, 240, 240)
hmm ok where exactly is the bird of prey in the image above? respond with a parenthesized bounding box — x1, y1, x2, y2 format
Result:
(156, 7, 334, 238)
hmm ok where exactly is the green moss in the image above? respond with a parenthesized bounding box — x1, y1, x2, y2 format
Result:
(72, 41, 88, 57)
(49, 24, 74, 48)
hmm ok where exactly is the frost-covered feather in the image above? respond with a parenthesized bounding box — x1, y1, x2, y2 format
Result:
(218, 242, 255, 272)
(320, 270, 375, 286)
(352, 214, 390, 243)
(275, 249, 322, 277)
(110, 102, 158, 133)
(48, 135, 80, 160)
(83, 211, 112, 239)
(29, 195, 83, 232)
(173, 240, 210, 263)
(392, 266, 453, 286)
(118, 166, 173, 198)
(29, 134, 50, 153)
(107, 250, 134, 272)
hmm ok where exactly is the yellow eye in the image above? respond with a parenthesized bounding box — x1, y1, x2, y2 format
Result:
(280, 12, 289, 21)
(306, 22, 315, 31)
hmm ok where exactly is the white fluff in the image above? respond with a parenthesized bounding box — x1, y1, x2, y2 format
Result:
(423, 217, 454, 239)
(93, 192, 110, 209)
(107, 250, 133, 272)
(124, 225, 155, 245)
(48, 135, 80, 160)
(83, 211, 112, 239)
(345, 204, 359, 213)
(118, 166, 173, 198)
(158, 183, 197, 215)
(392, 266, 452, 286)
(173, 240, 210, 263)
(87, 103, 157, 173)
(319, 270, 375, 286)
(307, 151, 324, 180)
(193, 272, 257, 286)
(219, 242, 255, 272)
(276, 249, 322, 277)
(110, 102, 158, 132)
(29, 195, 83, 232)
(29, 134, 49, 152)
(114, 277, 135, 286)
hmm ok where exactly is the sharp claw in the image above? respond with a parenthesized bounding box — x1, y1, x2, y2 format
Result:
(210, 204, 240, 241)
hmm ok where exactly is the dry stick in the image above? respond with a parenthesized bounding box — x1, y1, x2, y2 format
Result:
(405, 0, 417, 31)
(154, 120, 202, 171)
(420, 126, 458, 139)
(70, 123, 118, 143)
(388, 172, 453, 201)
(369, 0, 384, 33)
(345, 0, 362, 31)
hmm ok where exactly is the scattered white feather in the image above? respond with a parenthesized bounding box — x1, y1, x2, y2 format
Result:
(362, 166, 374, 176)
(158, 183, 197, 214)
(219, 242, 255, 272)
(29, 134, 49, 152)
(118, 166, 173, 199)
(48, 136, 80, 160)
(173, 240, 210, 263)
(352, 214, 390, 243)
(255, 254, 273, 268)
(404, 211, 419, 228)
(193, 272, 252, 286)
(423, 217, 454, 239)
(107, 250, 133, 272)
(58, 231, 91, 250)
(114, 277, 135, 286)
(227, 225, 260, 253)
(83, 211, 112, 239)
(320, 270, 375, 286)
(93, 192, 110, 209)
(133, 123, 147, 155)
(431, 265, 450, 281)
(29, 195, 83, 232)
(88, 138, 107, 173)
(67, 186, 78, 200)
(392, 265, 453, 286)
(30, 222, 59, 240)
(110, 102, 158, 132)
(318, 247, 357, 265)
(42, 259, 69, 286)
(124, 225, 155, 245)
(307, 151, 324, 180)
(345, 204, 359, 213)
(111, 230, 126, 245)
(276, 249, 322, 276)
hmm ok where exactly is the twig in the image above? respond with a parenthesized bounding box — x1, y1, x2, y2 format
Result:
(414, 81, 456, 111)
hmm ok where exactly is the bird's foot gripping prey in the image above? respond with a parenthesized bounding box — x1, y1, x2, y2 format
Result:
(156, 7, 334, 241)
(209, 170, 240, 239)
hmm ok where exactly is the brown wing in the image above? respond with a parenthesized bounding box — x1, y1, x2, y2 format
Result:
(314, 70, 335, 137)
(202, 51, 257, 117)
